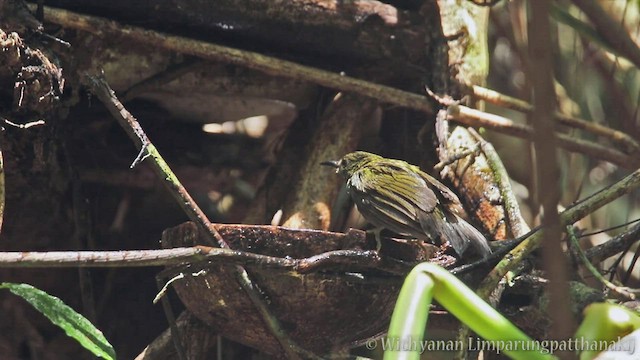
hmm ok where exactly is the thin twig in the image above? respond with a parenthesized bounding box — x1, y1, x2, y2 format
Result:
(471, 85, 640, 154)
(82, 75, 227, 248)
(622, 245, 640, 285)
(567, 226, 637, 300)
(36, 5, 640, 168)
(3, 118, 46, 129)
(156, 275, 187, 360)
(580, 217, 640, 237)
(433, 144, 480, 172)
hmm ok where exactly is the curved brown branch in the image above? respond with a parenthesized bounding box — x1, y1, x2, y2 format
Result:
(0, 247, 287, 268)
(39, 5, 434, 114)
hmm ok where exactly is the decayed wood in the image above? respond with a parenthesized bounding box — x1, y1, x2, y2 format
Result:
(441, 126, 508, 240)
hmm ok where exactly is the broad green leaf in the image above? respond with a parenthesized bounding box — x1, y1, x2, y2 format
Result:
(0, 282, 115, 360)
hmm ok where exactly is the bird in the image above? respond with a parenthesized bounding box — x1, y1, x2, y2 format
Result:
(321, 151, 492, 257)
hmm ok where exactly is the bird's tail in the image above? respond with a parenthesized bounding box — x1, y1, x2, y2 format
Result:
(419, 208, 492, 258)
(450, 218, 492, 257)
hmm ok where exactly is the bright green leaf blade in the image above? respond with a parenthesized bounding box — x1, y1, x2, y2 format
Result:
(385, 265, 434, 360)
(387, 263, 555, 360)
(425, 263, 555, 360)
(0, 282, 116, 360)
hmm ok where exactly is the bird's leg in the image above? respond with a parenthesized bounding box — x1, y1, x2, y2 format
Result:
(365, 228, 384, 252)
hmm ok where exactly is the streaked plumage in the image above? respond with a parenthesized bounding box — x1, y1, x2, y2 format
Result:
(322, 151, 491, 257)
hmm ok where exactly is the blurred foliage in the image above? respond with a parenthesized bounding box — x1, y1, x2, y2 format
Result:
(486, 0, 640, 287)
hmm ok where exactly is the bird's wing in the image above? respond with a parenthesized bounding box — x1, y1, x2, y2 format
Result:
(348, 165, 433, 236)
(349, 163, 491, 257)
(353, 162, 440, 212)
(414, 167, 461, 204)
(412, 166, 469, 217)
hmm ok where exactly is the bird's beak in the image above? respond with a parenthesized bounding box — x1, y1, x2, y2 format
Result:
(320, 160, 341, 173)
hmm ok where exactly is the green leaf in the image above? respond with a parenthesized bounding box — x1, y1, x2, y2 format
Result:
(385, 264, 434, 360)
(386, 263, 555, 360)
(0, 282, 116, 360)
(576, 303, 640, 360)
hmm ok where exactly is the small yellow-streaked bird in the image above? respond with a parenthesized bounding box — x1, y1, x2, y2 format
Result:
(322, 151, 491, 257)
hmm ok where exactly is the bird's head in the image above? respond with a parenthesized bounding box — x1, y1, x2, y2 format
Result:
(321, 151, 382, 177)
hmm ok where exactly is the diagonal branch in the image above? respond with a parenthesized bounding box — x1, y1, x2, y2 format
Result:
(571, 0, 640, 70)
(83, 75, 308, 359)
(447, 104, 638, 167)
(465, 166, 640, 299)
(585, 223, 640, 264)
(83, 75, 227, 249)
(452, 167, 640, 281)
(471, 85, 640, 154)
(37, 5, 640, 168)
(45, 5, 433, 114)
